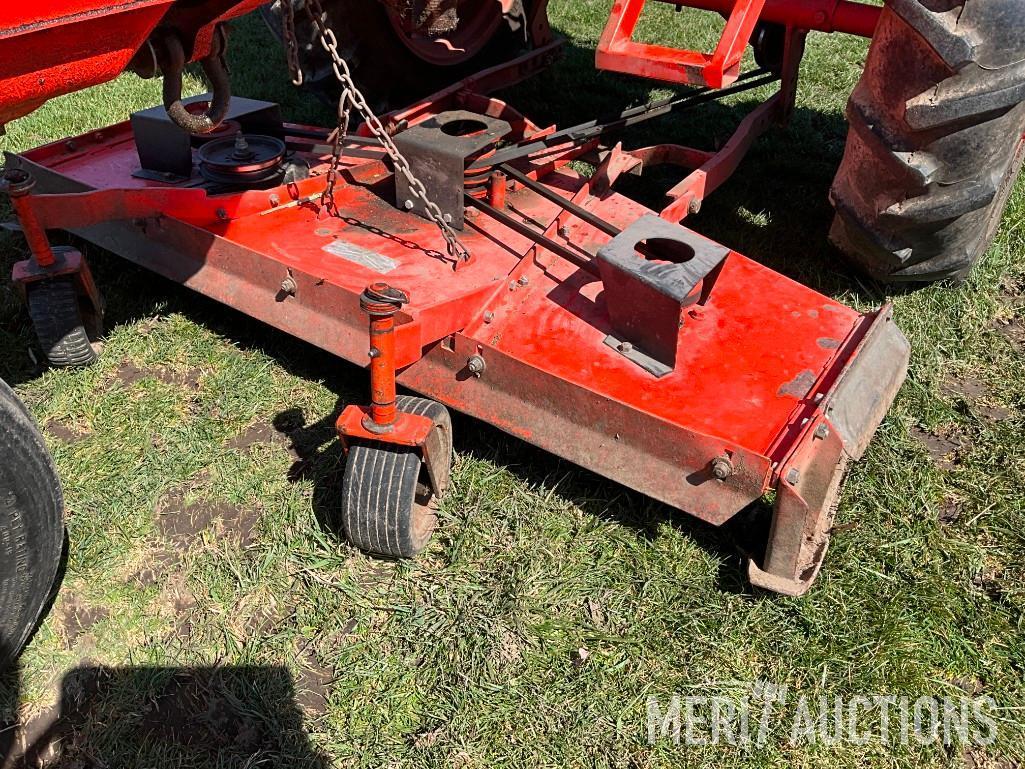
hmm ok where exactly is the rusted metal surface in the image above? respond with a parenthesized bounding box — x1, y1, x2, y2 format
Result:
(748, 414, 849, 596)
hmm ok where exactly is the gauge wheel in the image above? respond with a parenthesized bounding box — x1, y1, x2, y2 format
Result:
(830, 0, 1025, 283)
(26, 276, 98, 368)
(262, 0, 531, 110)
(340, 395, 452, 558)
(0, 377, 64, 669)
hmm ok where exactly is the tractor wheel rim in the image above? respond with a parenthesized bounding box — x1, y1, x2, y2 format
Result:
(386, 0, 504, 66)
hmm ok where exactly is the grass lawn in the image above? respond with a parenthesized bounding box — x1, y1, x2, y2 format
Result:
(1, 3, 1024, 767)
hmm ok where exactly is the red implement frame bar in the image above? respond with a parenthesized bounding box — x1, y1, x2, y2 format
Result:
(598, 0, 766, 88)
(596, 0, 879, 87)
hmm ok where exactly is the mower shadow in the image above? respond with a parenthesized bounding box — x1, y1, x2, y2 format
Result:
(0, 663, 332, 768)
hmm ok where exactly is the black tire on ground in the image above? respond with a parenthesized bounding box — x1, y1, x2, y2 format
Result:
(0, 378, 64, 670)
(26, 277, 97, 368)
(829, 0, 1025, 283)
(340, 395, 452, 558)
(261, 0, 529, 111)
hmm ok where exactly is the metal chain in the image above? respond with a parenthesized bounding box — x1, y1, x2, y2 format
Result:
(290, 0, 471, 263)
(282, 1, 304, 86)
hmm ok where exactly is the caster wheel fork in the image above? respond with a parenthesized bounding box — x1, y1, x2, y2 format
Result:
(340, 395, 453, 558)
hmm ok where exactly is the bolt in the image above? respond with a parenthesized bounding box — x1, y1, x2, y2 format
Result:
(517, 275, 529, 286)
(558, 226, 570, 239)
(269, 194, 281, 207)
(279, 275, 297, 296)
(467, 354, 486, 377)
(786, 468, 801, 485)
(215, 208, 228, 221)
(443, 213, 453, 223)
(483, 311, 494, 324)
(688, 198, 701, 215)
(814, 423, 830, 440)
(617, 341, 633, 353)
(711, 456, 733, 480)
(403, 199, 414, 210)
(64, 140, 77, 152)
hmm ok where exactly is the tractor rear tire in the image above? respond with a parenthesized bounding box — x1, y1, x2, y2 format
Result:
(0, 378, 64, 669)
(830, 0, 1025, 283)
(262, 0, 530, 111)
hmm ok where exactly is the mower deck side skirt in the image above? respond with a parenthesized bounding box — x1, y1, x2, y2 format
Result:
(398, 333, 775, 524)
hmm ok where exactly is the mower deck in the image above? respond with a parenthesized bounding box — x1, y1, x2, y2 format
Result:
(8, 67, 908, 595)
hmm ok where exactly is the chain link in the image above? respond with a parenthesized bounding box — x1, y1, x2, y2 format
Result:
(285, 0, 470, 263)
(282, 1, 304, 86)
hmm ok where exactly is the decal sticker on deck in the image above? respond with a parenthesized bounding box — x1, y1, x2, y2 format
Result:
(322, 240, 397, 273)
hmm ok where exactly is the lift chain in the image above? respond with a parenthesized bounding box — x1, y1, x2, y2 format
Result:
(286, 0, 471, 264)
(282, 0, 304, 86)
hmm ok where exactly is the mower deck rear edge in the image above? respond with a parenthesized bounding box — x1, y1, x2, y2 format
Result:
(6, 61, 908, 596)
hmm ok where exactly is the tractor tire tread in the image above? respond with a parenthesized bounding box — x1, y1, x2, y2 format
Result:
(0, 378, 64, 669)
(830, 0, 1025, 282)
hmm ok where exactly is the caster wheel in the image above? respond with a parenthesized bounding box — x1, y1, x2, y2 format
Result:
(25, 276, 97, 368)
(340, 395, 452, 558)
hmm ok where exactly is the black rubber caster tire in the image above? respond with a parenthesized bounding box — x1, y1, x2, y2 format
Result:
(26, 276, 98, 368)
(340, 395, 452, 558)
(0, 378, 64, 670)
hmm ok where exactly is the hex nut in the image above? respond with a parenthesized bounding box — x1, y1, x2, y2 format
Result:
(467, 355, 486, 376)
(711, 456, 733, 480)
(786, 468, 801, 485)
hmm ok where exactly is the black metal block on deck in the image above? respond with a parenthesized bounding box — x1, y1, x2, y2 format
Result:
(392, 110, 510, 230)
(597, 214, 729, 375)
(130, 95, 283, 180)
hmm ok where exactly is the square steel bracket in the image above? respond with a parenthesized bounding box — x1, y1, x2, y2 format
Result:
(596, 214, 729, 373)
(130, 94, 284, 180)
(392, 110, 511, 230)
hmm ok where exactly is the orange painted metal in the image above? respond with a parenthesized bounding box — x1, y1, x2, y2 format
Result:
(0, 0, 265, 127)
(596, 0, 879, 88)
(336, 405, 435, 448)
(596, 0, 767, 88)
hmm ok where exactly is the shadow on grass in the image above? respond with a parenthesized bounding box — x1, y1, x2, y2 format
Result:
(0, 663, 331, 768)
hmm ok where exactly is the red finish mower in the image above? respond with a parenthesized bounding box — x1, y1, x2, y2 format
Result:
(10, 0, 1017, 596)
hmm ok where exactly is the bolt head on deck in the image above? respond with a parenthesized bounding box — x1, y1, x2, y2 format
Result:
(466, 354, 486, 376)
(711, 455, 733, 480)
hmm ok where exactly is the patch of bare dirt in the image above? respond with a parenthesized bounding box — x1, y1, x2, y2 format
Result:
(227, 420, 292, 453)
(58, 595, 109, 647)
(964, 748, 1020, 769)
(156, 489, 260, 548)
(911, 425, 964, 470)
(43, 419, 88, 444)
(938, 496, 963, 525)
(129, 549, 180, 587)
(113, 360, 203, 391)
(114, 361, 150, 387)
(294, 653, 333, 717)
(941, 374, 1012, 422)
